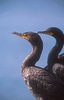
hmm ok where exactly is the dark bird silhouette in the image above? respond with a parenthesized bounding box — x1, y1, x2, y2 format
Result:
(13, 31, 64, 100)
(38, 27, 64, 81)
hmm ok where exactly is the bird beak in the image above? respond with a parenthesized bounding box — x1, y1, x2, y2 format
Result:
(12, 32, 22, 37)
(12, 32, 29, 40)
(37, 31, 48, 34)
(37, 31, 54, 36)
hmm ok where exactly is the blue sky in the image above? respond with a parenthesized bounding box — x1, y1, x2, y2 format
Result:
(0, 0, 64, 100)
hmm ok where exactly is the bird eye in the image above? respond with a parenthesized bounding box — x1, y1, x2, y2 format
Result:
(23, 34, 27, 36)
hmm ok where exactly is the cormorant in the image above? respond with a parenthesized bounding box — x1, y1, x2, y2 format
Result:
(13, 31, 64, 100)
(38, 27, 64, 81)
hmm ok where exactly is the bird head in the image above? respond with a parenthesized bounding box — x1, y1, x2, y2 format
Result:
(37, 27, 64, 40)
(12, 32, 42, 45)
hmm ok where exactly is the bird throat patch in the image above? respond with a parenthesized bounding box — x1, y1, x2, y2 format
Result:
(48, 32, 54, 36)
(22, 35, 29, 40)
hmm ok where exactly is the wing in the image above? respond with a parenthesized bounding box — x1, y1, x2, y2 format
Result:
(52, 63, 64, 82)
(28, 67, 64, 97)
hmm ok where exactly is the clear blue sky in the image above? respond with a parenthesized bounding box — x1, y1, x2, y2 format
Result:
(0, 0, 64, 100)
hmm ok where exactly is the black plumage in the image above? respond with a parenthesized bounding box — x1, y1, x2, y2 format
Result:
(13, 31, 64, 100)
(38, 27, 64, 81)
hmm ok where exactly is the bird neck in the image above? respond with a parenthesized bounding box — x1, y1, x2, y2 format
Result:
(22, 41, 43, 70)
(48, 36, 63, 70)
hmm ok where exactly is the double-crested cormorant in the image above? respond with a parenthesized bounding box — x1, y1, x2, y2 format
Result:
(38, 27, 64, 81)
(13, 31, 64, 100)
